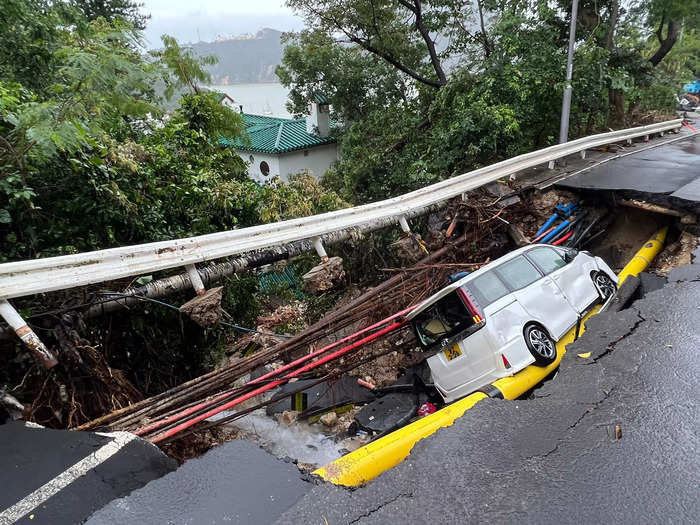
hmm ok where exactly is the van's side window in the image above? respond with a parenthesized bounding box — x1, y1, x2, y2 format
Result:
(467, 271, 510, 307)
(528, 247, 567, 275)
(495, 255, 542, 291)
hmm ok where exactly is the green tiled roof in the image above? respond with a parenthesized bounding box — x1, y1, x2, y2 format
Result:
(221, 113, 336, 154)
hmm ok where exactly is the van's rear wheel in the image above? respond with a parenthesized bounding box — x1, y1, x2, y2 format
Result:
(524, 324, 557, 366)
(593, 272, 617, 301)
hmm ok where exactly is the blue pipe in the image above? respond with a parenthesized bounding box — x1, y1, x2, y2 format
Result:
(540, 219, 570, 243)
(535, 202, 579, 237)
(535, 213, 559, 237)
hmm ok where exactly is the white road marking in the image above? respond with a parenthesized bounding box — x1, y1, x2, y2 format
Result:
(0, 431, 136, 525)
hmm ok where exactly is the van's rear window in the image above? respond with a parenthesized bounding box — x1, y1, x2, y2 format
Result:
(412, 291, 475, 347)
(465, 271, 509, 307)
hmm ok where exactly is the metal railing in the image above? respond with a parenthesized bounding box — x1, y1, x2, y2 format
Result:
(0, 118, 684, 366)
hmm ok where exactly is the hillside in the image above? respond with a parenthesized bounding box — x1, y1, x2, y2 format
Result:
(192, 28, 284, 84)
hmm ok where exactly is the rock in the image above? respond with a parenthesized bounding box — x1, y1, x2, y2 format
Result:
(178, 287, 223, 327)
(302, 257, 345, 293)
(507, 224, 530, 247)
(319, 411, 338, 427)
(391, 234, 426, 263)
(281, 410, 298, 425)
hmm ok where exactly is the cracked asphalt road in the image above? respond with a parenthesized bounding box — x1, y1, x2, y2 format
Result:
(276, 253, 700, 524)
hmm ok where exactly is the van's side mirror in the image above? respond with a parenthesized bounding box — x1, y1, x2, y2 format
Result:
(563, 249, 577, 263)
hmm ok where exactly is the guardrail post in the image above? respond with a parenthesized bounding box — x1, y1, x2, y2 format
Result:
(312, 236, 328, 262)
(398, 216, 411, 233)
(580, 150, 586, 159)
(185, 264, 206, 296)
(626, 138, 632, 144)
(0, 300, 58, 368)
(548, 160, 555, 169)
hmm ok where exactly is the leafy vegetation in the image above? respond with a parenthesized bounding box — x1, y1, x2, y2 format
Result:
(0, 2, 347, 261)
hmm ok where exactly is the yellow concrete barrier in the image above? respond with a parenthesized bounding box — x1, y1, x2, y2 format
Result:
(314, 228, 667, 486)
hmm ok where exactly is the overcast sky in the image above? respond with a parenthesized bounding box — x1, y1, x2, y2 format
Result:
(140, 0, 304, 47)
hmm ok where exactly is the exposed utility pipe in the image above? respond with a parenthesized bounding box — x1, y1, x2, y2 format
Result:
(618, 199, 695, 223)
(148, 318, 408, 443)
(0, 301, 57, 368)
(0, 211, 442, 342)
(135, 307, 414, 436)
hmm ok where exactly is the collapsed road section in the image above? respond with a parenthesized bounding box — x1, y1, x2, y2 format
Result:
(2, 127, 699, 524)
(275, 241, 700, 525)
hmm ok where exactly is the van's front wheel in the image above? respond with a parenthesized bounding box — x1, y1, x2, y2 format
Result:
(524, 324, 557, 366)
(593, 272, 617, 301)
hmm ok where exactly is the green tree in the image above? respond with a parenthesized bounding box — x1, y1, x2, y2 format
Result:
(286, 0, 481, 89)
(276, 29, 410, 121)
(0, 0, 69, 93)
(151, 35, 218, 97)
(71, 0, 150, 30)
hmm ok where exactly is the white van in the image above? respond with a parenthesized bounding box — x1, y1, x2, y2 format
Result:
(407, 245, 617, 403)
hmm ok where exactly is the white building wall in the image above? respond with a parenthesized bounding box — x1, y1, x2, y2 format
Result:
(238, 152, 281, 184)
(277, 144, 338, 181)
(237, 144, 338, 184)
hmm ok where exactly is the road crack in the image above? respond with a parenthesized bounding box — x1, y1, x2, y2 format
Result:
(348, 492, 413, 524)
(588, 311, 646, 364)
(569, 387, 615, 430)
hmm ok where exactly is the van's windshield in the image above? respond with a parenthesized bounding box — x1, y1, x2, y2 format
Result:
(412, 290, 476, 348)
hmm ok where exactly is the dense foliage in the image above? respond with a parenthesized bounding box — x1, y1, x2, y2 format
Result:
(0, 2, 347, 262)
(280, 0, 696, 202)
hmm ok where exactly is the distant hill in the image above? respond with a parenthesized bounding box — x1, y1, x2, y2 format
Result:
(192, 28, 284, 84)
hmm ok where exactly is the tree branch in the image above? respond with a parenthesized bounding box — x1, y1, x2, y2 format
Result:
(605, 0, 619, 51)
(649, 18, 679, 67)
(399, 0, 447, 85)
(310, 3, 443, 89)
(476, 0, 491, 58)
(343, 30, 443, 88)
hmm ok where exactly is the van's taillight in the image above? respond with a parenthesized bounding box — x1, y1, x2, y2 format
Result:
(457, 288, 483, 323)
(502, 354, 511, 369)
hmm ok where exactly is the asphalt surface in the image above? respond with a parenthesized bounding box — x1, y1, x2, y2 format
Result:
(0, 423, 175, 524)
(275, 245, 700, 524)
(557, 133, 700, 209)
(86, 439, 312, 525)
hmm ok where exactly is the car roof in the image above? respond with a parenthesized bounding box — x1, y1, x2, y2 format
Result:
(405, 244, 559, 320)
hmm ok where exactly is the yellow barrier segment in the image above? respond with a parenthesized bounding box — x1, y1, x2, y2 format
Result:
(617, 226, 667, 285)
(313, 391, 487, 486)
(314, 228, 667, 486)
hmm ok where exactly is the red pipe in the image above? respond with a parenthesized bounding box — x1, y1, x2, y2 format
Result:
(552, 231, 573, 246)
(148, 318, 409, 443)
(137, 307, 414, 436)
(532, 226, 555, 243)
(682, 121, 699, 133)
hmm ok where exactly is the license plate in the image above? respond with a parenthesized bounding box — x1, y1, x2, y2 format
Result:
(444, 345, 463, 361)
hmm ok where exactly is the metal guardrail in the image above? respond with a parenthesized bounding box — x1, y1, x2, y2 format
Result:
(0, 118, 683, 367)
(0, 119, 682, 300)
